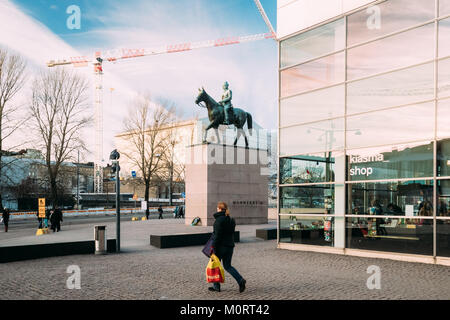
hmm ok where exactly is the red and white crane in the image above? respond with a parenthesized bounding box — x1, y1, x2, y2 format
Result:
(46, 0, 276, 193)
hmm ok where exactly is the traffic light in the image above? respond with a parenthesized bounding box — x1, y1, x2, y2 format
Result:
(110, 149, 120, 160)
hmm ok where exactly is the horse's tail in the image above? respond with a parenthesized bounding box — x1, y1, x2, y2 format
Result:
(246, 112, 253, 136)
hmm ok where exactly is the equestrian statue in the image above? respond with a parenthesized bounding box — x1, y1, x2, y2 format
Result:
(195, 82, 253, 148)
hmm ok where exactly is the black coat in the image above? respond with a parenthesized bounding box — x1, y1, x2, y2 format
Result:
(51, 209, 63, 223)
(2, 209, 10, 222)
(212, 211, 236, 248)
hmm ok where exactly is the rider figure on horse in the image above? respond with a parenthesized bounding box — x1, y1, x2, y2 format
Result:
(218, 81, 234, 125)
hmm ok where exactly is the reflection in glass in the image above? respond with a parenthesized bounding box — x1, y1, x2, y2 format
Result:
(280, 52, 345, 98)
(280, 155, 335, 184)
(347, 142, 433, 181)
(346, 217, 433, 255)
(439, 17, 450, 58)
(346, 102, 434, 149)
(347, 23, 434, 80)
(279, 215, 334, 246)
(440, 0, 450, 17)
(280, 185, 334, 214)
(280, 85, 345, 127)
(438, 58, 450, 99)
(347, 63, 434, 115)
(437, 139, 450, 177)
(437, 179, 450, 216)
(347, 0, 435, 46)
(437, 98, 450, 138)
(280, 18, 345, 68)
(437, 221, 450, 257)
(280, 118, 344, 156)
(347, 180, 434, 217)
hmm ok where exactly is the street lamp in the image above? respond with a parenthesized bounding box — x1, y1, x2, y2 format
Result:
(110, 149, 120, 253)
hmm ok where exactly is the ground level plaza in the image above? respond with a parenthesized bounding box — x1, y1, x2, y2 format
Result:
(277, 0, 450, 262)
(1, 218, 449, 299)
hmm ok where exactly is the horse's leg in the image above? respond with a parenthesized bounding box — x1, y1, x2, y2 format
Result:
(203, 123, 214, 143)
(242, 129, 249, 148)
(214, 128, 220, 144)
(234, 128, 241, 146)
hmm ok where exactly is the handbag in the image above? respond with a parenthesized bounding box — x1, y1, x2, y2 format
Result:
(202, 234, 214, 258)
(205, 253, 225, 283)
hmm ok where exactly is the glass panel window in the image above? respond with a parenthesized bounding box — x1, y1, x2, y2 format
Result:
(347, 180, 434, 217)
(347, 23, 435, 80)
(280, 85, 345, 127)
(281, 18, 345, 68)
(280, 185, 335, 214)
(437, 220, 450, 257)
(437, 180, 450, 216)
(347, 0, 435, 46)
(279, 215, 334, 246)
(439, 17, 450, 58)
(438, 58, 450, 99)
(346, 102, 435, 149)
(280, 154, 335, 184)
(437, 139, 450, 177)
(347, 63, 434, 115)
(346, 217, 433, 256)
(347, 142, 433, 181)
(440, 0, 450, 17)
(280, 52, 345, 98)
(280, 118, 345, 156)
(437, 98, 450, 138)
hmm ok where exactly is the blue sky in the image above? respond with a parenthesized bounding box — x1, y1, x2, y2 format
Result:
(2, 0, 278, 161)
(11, 0, 276, 49)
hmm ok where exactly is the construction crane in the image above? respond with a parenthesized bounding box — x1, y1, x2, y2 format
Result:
(46, 0, 276, 194)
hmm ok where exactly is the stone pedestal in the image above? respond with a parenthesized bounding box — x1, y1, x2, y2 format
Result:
(185, 144, 268, 226)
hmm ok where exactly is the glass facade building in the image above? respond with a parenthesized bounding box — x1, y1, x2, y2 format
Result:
(278, 0, 450, 263)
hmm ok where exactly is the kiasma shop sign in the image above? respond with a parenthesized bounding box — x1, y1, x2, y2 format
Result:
(349, 154, 384, 177)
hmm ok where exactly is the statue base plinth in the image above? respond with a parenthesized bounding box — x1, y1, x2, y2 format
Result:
(185, 144, 268, 226)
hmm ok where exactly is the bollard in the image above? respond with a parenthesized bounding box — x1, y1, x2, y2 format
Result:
(94, 225, 107, 255)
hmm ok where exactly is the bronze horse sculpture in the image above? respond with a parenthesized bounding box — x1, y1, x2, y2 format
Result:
(195, 87, 253, 147)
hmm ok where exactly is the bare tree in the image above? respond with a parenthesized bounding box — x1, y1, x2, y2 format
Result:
(122, 95, 174, 216)
(29, 68, 90, 208)
(0, 48, 27, 210)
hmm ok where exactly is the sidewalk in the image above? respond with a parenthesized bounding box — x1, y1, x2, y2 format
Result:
(1, 219, 449, 300)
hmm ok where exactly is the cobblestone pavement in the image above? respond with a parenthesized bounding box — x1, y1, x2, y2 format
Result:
(1, 219, 450, 300)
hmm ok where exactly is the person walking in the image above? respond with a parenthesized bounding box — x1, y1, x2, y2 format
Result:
(158, 205, 163, 219)
(51, 207, 63, 232)
(208, 201, 246, 293)
(2, 207, 10, 232)
(180, 205, 184, 218)
(36, 210, 43, 229)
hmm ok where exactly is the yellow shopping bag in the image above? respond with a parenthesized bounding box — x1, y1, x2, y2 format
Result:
(205, 253, 225, 283)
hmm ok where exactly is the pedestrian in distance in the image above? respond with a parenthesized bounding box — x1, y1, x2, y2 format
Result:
(44, 208, 50, 228)
(179, 205, 184, 218)
(208, 201, 246, 293)
(2, 207, 10, 232)
(145, 202, 150, 220)
(51, 207, 63, 232)
(158, 205, 163, 219)
(173, 206, 179, 218)
(36, 210, 43, 229)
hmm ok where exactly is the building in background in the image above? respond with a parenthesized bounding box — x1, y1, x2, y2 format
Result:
(277, 0, 450, 264)
(0, 149, 97, 210)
